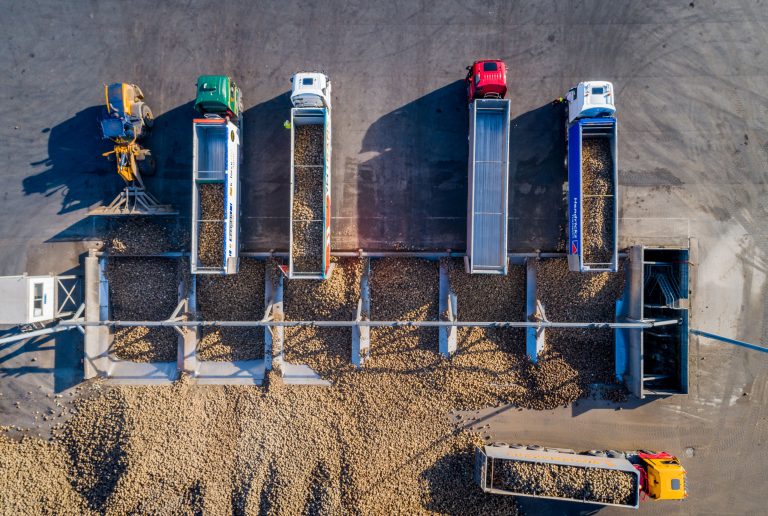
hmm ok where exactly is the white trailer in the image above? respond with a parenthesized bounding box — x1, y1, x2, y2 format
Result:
(190, 117, 241, 275)
(289, 72, 332, 280)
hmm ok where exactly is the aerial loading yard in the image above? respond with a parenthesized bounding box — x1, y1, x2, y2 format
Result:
(0, 54, 764, 514)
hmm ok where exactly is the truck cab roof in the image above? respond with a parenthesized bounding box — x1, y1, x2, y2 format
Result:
(195, 75, 240, 117)
(642, 455, 687, 500)
(291, 72, 331, 109)
(466, 60, 507, 101)
(566, 81, 615, 124)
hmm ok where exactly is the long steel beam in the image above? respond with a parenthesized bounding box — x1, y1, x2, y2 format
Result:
(60, 319, 679, 329)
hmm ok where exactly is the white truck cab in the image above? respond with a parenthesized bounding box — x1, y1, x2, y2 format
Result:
(566, 81, 615, 124)
(291, 72, 332, 108)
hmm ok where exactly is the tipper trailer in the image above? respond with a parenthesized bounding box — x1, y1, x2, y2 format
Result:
(475, 444, 686, 509)
(465, 60, 511, 275)
(566, 81, 618, 273)
(190, 75, 243, 275)
(289, 72, 332, 280)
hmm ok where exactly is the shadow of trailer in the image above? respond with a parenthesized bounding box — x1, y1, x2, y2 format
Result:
(616, 246, 690, 398)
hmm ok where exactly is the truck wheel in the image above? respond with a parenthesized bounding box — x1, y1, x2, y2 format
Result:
(607, 450, 625, 459)
(138, 154, 156, 176)
(141, 105, 154, 129)
(527, 445, 543, 451)
(491, 442, 508, 447)
(588, 450, 607, 457)
(509, 444, 525, 449)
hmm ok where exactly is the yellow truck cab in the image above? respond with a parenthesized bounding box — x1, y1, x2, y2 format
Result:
(640, 453, 687, 500)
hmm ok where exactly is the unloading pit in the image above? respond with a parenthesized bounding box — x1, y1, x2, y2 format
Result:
(283, 258, 362, 378)
(195, 258, 265, 361)
(107, 257, 180, 362)
(369, 258, 440, 367)
(84, 251, 686, 403)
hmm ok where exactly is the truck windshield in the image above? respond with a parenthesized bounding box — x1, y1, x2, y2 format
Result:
(483, 62, 498, 71)
(302, 78, 314, 86)
(592, 87, 605, 94)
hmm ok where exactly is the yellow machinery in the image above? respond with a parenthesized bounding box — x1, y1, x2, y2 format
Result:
(475, 444, 686, 508)
(637, 451, 687, 500)
(92, 83, 174, 215)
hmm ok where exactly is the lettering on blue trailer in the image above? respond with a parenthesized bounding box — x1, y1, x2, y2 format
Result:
(567, 122, 583, 257)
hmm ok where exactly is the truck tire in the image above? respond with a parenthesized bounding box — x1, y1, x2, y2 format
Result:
(138, 154, 156, 177)
(491, 442, 508, 448)
(607, 450, 625, 459)
(509, 444, 525, 449)
(527, 445, 543, 451)
(588, 450, 607, 458)
(141, 104, 154, 129)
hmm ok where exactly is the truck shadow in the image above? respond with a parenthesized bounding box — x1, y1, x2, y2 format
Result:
(241, 92, 292, 252)
(143, 100, 197, 218)
(24, 106, 117, 215)
(351, 80, 468, 251)
(508, 102, 567, 252)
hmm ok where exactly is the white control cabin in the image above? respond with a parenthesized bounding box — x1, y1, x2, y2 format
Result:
(0, 274, 55, 324)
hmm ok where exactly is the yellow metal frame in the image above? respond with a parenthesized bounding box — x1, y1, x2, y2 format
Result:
(102, 137, 140, 183)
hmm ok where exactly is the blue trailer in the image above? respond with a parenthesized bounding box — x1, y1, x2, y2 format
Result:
(565, 81, 618, 273)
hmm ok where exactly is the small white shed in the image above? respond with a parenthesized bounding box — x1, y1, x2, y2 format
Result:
(0, 274, 56, 324)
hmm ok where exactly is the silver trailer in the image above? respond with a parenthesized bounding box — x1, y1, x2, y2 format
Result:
(466, 98, 511, 274)
(474, 445, 641, 509)
(190, 117, 241, 275)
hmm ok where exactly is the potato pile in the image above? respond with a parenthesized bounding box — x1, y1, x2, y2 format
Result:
(1, 369, 520, 514)
(106, 217, 187, 255)
(1, 257, 639, 513)
(107, 258, 179, 362)
(196, 258, 265, 361)
(581, 139, 614, 264)
(198, 183, 225, 267)
(291, 124, 325, 272)
(536, 258, 627, 398)
(369, 258, 439, 369)
(294, 124, 324, 166)
(292, 168, 323, 221)
(283, 258, 362, 378)
(496, 459, 636, 505)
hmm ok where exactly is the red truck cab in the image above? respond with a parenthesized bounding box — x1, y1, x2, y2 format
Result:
(466, 60, 508, 101)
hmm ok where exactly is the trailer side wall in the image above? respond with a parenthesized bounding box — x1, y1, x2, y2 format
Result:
(467, 98, 510, 274)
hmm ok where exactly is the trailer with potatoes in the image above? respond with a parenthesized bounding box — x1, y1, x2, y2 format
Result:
(289, 72, 332, 280)
(190, 75, 243, 275)
(565, 81, 618, 273)
(474, 444, 686, 509)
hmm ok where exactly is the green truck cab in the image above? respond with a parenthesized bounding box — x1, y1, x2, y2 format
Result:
(195, 75, 242, 118)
